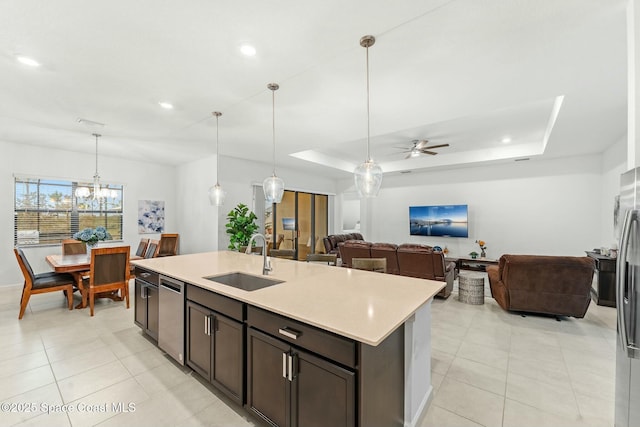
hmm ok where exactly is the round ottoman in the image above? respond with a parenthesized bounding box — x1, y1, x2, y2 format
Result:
(458, 272, 485, 305)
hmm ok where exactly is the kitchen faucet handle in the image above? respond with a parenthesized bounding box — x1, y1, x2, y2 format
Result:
(265, 256, 272, 273)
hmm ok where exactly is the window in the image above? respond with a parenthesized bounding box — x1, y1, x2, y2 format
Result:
(14, 177, 123, 246)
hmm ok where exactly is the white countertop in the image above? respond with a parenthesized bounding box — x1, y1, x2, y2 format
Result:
(133, 251, 444, 346)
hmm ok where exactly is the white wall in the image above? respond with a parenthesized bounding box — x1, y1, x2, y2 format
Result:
(344, 154, 605, 259)
(215, 156, 338, 250)
(176, 154, 219, 254)
(1, 140, 177, 286)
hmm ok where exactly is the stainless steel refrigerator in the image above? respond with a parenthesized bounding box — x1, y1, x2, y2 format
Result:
(616, 167, 640, 427)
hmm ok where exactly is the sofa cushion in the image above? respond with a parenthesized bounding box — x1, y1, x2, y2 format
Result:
(370, 243, 400, 275)
(339, 240, 372, 268)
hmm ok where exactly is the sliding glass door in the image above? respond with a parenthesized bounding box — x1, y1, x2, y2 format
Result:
(271, 191, 328, 261)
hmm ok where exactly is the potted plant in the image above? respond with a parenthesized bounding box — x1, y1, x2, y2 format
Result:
(73, 226, 112, 250)
(225, 203, 259, 251)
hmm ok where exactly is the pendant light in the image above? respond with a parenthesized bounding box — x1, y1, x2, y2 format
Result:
(263, 83, 285, 204)
(354, 35, 383, 198)
(208, 111, 226, 206)
(75, 133, 114, 200)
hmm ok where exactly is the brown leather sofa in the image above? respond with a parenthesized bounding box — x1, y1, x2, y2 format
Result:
(339, 241, 455, 298)
(487, 254, 596, 318)
(322, 233, 364, 255)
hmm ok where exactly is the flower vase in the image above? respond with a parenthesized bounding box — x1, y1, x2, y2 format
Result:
(480, 249, 486, 258)
(86, 242, 97, 252)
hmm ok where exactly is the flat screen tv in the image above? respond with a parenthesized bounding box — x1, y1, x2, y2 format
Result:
(282, 218, 296, 231)
(409, 205, 468, 237)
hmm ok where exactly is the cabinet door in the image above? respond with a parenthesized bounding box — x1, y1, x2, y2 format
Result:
(247, 328, 291, 427)
(134, 280, 147, 330)
(186, 301, 212, 381)
(212, 314, 244, 403)
(146, 285, 159, 341)
(293, 350, 355, 427)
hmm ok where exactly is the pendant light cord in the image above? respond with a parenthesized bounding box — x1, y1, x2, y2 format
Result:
(365, 45, 371, 162)
(272, 88, 276, 176)
(216, 114, 220, 185)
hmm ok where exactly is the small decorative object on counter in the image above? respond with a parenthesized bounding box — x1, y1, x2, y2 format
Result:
(433, 246, 442, 252)
(476, 240, 487, 258)
(469, 251, 479, 259)
(443, 246, 449, 255)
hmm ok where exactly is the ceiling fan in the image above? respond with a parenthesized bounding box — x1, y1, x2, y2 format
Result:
(396, 140, 450, 159)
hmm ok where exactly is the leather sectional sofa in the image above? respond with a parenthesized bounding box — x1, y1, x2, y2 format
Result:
(487, 254, 595, 318)
(322, 233, 364, 255)
(339, 241, 455, 298)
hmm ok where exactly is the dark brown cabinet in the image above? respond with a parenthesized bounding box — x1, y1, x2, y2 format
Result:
(246, 328, 355, 427)
(186, 288, 244, 404)
(134, 268, 159, 341)
(586, 251, 617, 307)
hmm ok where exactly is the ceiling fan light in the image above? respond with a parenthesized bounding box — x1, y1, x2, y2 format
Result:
(354, 159, 383, 198)
(263, 174, 285, 204)
(208, 183, 226, 206)
(410, 149, 420, 158)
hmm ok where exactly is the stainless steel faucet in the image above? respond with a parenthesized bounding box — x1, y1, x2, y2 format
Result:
(245, 233, 272, 275)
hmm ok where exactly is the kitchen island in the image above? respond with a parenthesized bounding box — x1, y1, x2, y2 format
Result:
(132, 251, 444, 427)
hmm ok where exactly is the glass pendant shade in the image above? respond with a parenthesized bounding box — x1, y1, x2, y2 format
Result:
(263, 174, 284, 204)
(354, 159, 383, 198)
(208, 183, 226, 206)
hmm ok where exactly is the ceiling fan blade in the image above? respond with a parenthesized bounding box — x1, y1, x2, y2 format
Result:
(415, 140, 430, 149)
(421, 143, 449, 150)
(421, 150, 438, 155)
(404, 153, 413, 159)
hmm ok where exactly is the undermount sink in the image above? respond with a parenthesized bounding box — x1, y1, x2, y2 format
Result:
(204, 272, 284, 291)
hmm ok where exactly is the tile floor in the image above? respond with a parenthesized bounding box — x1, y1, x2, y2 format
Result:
(0, 277, 616, 427)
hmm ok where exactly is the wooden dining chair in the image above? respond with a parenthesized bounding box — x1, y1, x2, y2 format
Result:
(157, 233, 179, 257)
(83, 246, 130, 316)
(129, 238, 150, 280)
(62, 239, 87, 255)
(14, 248, 75, 319)
(352, 258, 387, 273)
(145, 240, 159, 258)
(135, 238, 149, 257)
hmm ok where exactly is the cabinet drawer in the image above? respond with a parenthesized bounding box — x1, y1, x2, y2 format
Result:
(597, 258, 616, 272)
(134, 267, 159, 286)
(247, 306, 356, 368)
(186, 285, 244, 322)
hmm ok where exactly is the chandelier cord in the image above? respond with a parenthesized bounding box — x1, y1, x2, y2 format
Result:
(94, 133, 99, 178)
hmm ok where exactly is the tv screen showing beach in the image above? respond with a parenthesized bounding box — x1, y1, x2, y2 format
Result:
(409, 205, 468, 237)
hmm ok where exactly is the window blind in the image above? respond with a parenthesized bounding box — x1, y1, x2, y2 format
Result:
(14, 177, 123, 246)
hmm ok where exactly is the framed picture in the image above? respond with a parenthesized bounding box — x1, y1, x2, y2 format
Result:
(138, 200, 165, 233)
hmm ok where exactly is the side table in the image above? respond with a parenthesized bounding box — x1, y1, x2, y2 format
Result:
(458, 271, 485, 305)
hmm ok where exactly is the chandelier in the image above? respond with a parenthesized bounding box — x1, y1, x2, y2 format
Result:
(75, 133, 116, 200)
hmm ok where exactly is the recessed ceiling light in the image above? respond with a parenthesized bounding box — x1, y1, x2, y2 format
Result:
(16, 56, 40, 67)
(158, 102, 174, 109)
(240, 44, 256, 57)
(501, 136, 512, 144)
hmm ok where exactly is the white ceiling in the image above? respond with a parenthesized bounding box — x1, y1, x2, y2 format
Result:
(0, 0, 628, 179)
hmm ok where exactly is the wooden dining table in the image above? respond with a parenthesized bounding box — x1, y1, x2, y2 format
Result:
(46, 253, 142, 308)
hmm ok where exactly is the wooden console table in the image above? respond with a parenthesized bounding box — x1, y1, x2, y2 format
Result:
(446, 257, 498, 273)
(586, 251, 616, 307)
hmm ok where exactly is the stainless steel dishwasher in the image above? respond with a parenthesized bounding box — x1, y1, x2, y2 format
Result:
(158, 275, 185, 365)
